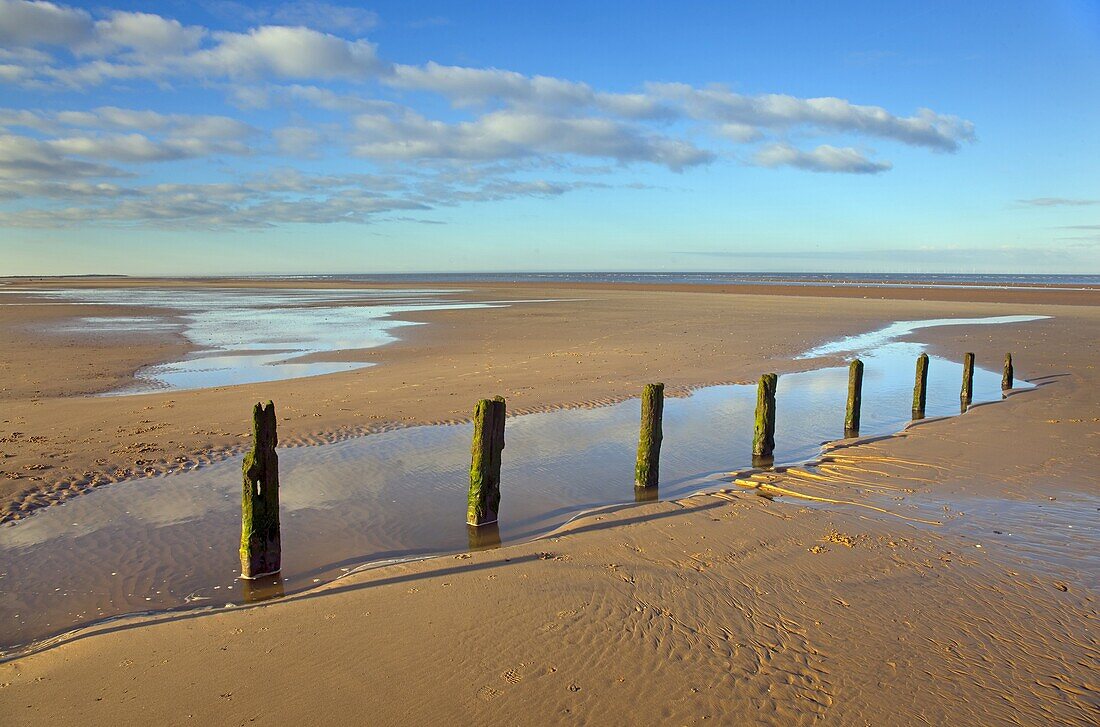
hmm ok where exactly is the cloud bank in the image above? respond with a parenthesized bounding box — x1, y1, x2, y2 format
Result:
(0, 0, 978, 229)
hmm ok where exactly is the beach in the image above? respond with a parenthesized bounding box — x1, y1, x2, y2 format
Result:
(0, 279, 1097, 725)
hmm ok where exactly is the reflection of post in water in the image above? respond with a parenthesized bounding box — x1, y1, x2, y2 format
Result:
(634, 485, 659, 503)
(752, 454, 775, 469)
(241, 576, 286, 603)
(467, 521, 502, 550)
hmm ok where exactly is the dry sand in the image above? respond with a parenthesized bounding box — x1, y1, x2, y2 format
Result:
(0, 280, 1097, 725)
(0, 278, 1092, 524)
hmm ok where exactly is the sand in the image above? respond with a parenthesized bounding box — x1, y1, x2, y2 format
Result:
(0, 278, 1091, 524)
(0, 279, 1097, 725)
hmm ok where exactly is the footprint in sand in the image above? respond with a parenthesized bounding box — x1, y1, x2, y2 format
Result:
(501, 668, 523, 684)
(476, 685, 502, 701)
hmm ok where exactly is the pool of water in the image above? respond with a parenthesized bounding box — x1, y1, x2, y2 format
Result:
(8, 287, 509, 394)
(0, 316, 1055, 655)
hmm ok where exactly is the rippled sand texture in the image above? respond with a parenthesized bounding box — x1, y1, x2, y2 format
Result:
(0, 492, 1094, 725)
(0, 326, 1030, 653)
(0, 282, 1097, 726)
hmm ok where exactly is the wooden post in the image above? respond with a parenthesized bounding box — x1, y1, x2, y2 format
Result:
(845, 359, 864, 436)
(752, 373, 778, 458)
(635, 383, 664, 489)
(912, 353, 929, 419)
(241, 401, 281, 579)
(1002, 353, 1014, 390)
(961, 352, 975, 405)
(467, 395, 506, 526)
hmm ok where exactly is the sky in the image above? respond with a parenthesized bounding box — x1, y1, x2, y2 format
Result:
(1, 0, 1099, 276)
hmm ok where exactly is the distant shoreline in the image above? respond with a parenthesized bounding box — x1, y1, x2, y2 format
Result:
(5, 271, 1100, 289)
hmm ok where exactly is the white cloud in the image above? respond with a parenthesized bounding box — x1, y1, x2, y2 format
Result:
(0, 0, 984, 230)
(752, 143, 892, 174)
(649, 83, 974, 151)
(0, 0, 92, 47)
(51, 107, 254, 139)
(46, 133, 250, 162)
(0, 133, 128, 179)
(273, 126, 324, 157)
(0, 169, 613, 228)
(390, 62, 594, 108)
(352, 107, 713, 171)
(91, 11, 205, 56)
(190, 26, 386, 80)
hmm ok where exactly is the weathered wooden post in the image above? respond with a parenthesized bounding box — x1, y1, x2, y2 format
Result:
(635, 383, 664, 489)
(241, 401, 281, 579)
(845, 359, 864, 436)
(752, 373, 778, 458)
(912, 353, 929, 419)
(1002, 353, 1014, 390)
(961, 352, 975, 405)
(467, 395, 506, 526)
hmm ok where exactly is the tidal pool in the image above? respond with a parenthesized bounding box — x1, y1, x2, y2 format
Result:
(13, 287, 508, 394)
(0, 316, 1056, 655)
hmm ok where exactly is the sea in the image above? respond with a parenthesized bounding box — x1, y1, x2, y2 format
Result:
(254, 272, 1100, 289)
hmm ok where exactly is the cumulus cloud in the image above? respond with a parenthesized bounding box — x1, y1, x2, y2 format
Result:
(0, 133, 128, 179)
(752, 143, 892, 174)
(91, 11, 205, 56)
(46, 133, 250, 162)
(0, 1, 981, 229)
(648, 83, 974, 151)
(1, 2, 387, 85)
(190, 26, 386, 80)
(0, 0, 92, 47)
(0, 169, 613, 228)
(352, 107, 713, 171)
(273, 126, 324, 157)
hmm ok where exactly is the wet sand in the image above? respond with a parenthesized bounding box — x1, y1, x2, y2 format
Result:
(0, 280, 1098, 724)
(0, 278, 1093, 524)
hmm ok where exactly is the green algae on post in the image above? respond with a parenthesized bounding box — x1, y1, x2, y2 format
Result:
(961, 352, 975, 405)
(1002, 353, 1014, 390)
(752, 373, 778, 458)
(240, 401, 281, 579)
(845, 359, 864, 436)
(912, 353, 929, 419)
(634, 383, 664, 489)
(467, 395, 506, 526)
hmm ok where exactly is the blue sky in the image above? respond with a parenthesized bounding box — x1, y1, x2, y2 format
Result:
(1, 0, 1098, 275)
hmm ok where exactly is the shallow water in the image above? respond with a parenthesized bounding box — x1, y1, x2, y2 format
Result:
(9, 287, 505, 394)
(0, 317, 1062, 654)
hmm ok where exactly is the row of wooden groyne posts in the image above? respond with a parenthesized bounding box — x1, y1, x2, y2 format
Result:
(238, 352, 1016, 580)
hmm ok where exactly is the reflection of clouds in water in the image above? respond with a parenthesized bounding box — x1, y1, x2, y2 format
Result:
(26, 286, 516, 394)
(0, 315, 1049, 651)
(0, 471, 234, 549)
(802, 315, 1049, 358)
